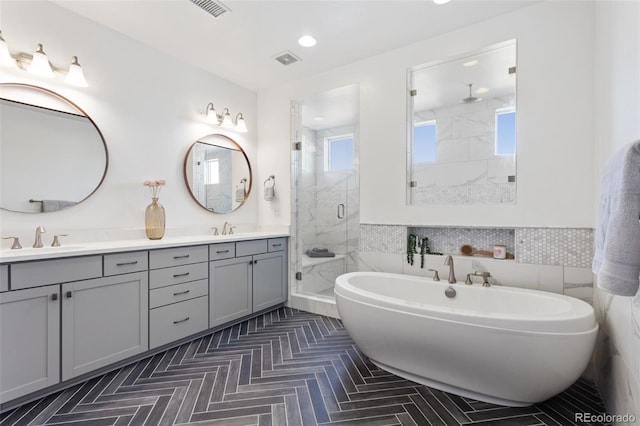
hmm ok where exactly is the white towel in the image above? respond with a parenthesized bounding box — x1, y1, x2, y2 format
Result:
(592, 140, 640, 297)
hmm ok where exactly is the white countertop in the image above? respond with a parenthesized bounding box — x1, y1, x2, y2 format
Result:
(0, 231, 289, 263)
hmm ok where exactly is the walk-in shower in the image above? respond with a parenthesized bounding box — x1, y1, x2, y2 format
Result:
(290, 84, 360, 315)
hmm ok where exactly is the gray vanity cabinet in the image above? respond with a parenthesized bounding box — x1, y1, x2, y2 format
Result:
(209, 255, 253, 327)
(0, 285, 60, 404)
(61, 272, 148, 380)
(148, 245, 209, 349)
(209, 238, 287, 327)
(252, 250, 286, 312)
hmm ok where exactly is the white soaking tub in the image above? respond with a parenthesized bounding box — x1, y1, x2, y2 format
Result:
(334, 272, 598, 407)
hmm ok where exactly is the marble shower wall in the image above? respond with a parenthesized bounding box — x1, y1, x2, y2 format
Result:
(410, 96, 516, 204)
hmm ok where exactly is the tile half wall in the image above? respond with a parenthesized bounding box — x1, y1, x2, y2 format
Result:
(360, 224, 594, 303)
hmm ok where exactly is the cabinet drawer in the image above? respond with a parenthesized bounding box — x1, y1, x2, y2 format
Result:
(236, 239, 268, 257)
(268, 238, 287, 252)
(11, 256, 102, 290)
(149, 262, 208, 289)
(209, 242, 235, 261)
(149, 296, 208, 349)
(0, 265, 8, 292)
(104, 251, 148, 276)
(149, 245, 208, 270)
(150, 279, 208, 309)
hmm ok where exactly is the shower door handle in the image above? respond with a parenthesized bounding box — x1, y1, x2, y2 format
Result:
(337, 204, 345, 219)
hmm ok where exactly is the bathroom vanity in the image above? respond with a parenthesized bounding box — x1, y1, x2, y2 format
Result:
(0, 233, 288, 407)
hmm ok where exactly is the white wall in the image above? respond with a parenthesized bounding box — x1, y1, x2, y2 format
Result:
(593, 0, 640, 421)
(258, 1, 596, 228)
(0, 0, 258, 244)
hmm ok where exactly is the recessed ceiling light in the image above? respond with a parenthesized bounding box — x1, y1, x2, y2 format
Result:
(475, 87, 490, 94)
(313, 115, 325, 121)
(463, 59, 478, 67)
(298, 35, 317, 47)
(433, 0, 451, 4)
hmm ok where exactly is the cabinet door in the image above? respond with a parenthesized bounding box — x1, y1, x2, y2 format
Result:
(0, 286, 60, 403)
(253, 251, 287, 312)
(210, 256, 252, 327)
(61, 273, 148, 380)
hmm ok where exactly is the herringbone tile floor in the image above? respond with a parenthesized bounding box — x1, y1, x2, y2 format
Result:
(1, 308, 608, 425)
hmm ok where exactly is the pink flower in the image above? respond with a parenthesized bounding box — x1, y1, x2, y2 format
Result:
(143, 179, 166, 198)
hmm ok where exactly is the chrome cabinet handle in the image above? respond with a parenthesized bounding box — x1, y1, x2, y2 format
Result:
(216, 250, 230, 254)
(66, 291, 72, 298)
(173, 317, 190, 324)
(173, 254, 190, 259)
(173, 272, 190, 278)
(116, 261, 138, 266)
(51, 293, 58, 301)
(173, 290, 190, 296)
(272, 243, 282, 247)
(337, 203, 345, 219)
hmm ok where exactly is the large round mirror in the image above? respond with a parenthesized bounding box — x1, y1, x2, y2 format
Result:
(184, 134, 252, 213)
(0, 83, 108, 213)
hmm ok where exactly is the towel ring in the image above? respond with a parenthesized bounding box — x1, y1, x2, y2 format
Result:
(264, 175, 275, 188)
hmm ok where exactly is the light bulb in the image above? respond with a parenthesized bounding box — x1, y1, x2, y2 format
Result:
(27, 44, 54, 77)
(64, 56, 88, 87)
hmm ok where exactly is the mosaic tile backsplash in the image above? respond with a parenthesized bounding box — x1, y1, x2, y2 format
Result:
(360, 224, 594, 268)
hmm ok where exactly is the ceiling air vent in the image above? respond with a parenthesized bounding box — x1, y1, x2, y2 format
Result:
(189, 0, 230, 18)
(274, 51, 301, 66)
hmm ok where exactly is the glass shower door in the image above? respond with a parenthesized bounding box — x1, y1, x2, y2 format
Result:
(291, 84, 359, 300)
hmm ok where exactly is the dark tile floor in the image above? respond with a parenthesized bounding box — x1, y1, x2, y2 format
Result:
(1, 307, 609, 425)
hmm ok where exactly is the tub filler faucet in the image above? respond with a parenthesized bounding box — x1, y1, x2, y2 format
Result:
(465, 271, 492, 287)
(444, 255, 456, 284)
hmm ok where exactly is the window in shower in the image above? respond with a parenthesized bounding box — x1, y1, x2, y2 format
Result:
(495, 108, 516, 156)
(324, 134, 354, 171)
(413, 120, 437, 163)
(205, 158, 220, 184)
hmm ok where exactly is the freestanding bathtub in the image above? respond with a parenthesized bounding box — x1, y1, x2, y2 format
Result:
(335, 272, 598, 407)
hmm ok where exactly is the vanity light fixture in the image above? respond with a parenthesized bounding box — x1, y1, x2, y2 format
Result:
(203, 102, 247, 132)
(463, 59, 478, 67)
(64, 56, 88, 87)
(433, 0, 451, 4)
(220, 108, 235, 129)
(235, 113, 248, 133)
(0, 32, 13, 66)
(0, 31, 89, 87)
(27, 44, 54, 77)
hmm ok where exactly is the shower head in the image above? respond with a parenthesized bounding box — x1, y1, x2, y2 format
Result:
(461, 83, 482, 104)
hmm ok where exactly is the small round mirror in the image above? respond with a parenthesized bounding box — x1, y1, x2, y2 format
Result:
(184, 134, 252, 213)
(0, 83, 108, 213)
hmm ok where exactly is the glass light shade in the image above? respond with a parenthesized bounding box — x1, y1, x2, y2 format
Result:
(205, 103, 218, 124)
(27, 44, 54, 77)
(0, 33, 14, 67)
(235, 113, 248, 133)
(64, 56, 88, 87)
(220, 108, 234, 129)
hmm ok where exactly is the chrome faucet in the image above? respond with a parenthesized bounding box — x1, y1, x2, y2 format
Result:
(444, 255, 456, 284)
(33, 226, 46, 248)
(222, 221, 232, 235)
(465, 271, 492, 287)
